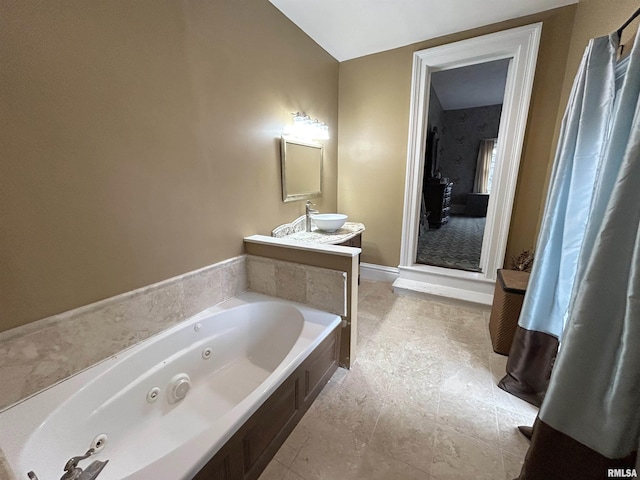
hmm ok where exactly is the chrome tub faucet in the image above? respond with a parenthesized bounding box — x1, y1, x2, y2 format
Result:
(27, 448, 109, 480)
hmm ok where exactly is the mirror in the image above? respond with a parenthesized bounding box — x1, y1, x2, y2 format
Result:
(417, 60, 507, 273)
(280, 135, 323, 202)
(397, 23, 542, 304)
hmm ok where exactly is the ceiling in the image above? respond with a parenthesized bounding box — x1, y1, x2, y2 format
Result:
(432, 58, 510, 110)
(269, 0, 578, 62)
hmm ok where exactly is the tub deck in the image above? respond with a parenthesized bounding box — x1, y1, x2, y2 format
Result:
(0, 293, 341, 480)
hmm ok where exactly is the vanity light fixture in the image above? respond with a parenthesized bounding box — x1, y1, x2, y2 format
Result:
(288, 112, 329, 140)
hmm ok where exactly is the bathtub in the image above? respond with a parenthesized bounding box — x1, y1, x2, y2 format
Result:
(0, 292, 341, 480)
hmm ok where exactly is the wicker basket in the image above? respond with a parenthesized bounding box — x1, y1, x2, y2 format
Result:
(489, 269, 530, 355)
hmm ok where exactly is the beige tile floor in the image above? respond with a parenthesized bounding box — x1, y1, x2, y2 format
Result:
(259, 280, 538, 480)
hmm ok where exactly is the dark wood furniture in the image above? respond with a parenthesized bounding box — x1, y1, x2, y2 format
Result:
(336, 232, 361, 249)
(193, 324, 341, 480)
(424, 127, 440, 179)
(465, 193, 489, 217)
(424, 180, 452, 228)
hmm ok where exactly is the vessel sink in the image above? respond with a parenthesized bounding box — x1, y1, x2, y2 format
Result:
(311, 214, 348, 232)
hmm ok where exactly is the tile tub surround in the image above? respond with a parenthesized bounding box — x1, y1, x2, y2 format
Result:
(244, 235, 360, 368)
(0, 449, 15, 480)
(0, 256, 247, 413)
(259, 280, 539, 480)
(272, 215, 365, 245)
(246, 255, 347, 317)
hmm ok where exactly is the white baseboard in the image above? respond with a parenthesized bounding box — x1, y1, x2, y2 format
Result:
(361, 263, 495, 307)
(360, 263, 399, 283)
(392, 265, 495, 306)
(392, 277, 493, 307)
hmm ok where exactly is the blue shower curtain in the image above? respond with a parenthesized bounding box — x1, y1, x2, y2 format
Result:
(499, 32, 618, 406)
(516, 33, 640, 478)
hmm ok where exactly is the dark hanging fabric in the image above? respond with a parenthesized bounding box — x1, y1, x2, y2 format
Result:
(497, 29, 618, 406)
(516, 418, 637, 480)
(517, 425, 533, 440)
(498, 327, 557, 407)
(515, 28, 640, 479)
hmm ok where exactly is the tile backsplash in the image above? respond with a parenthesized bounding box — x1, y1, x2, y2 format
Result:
(0, 252, 349, 480)
(246, 255, 347, 317)
(0, 253, 347, 413)
(0, 448, 14, 480)
(0, 256, 247, 412)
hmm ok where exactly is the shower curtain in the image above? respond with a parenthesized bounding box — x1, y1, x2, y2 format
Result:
(498, 32, 619, 406)
(515, 33, 640, 478)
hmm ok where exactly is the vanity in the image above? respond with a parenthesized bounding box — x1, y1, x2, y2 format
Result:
(277, 134, 365, 247)
(275, 133, 364, 368)
(272, 215, 365, 288)
(272, 215, 364, 249)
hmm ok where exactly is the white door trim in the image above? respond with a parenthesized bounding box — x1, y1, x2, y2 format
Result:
(396, 23, 542, 304)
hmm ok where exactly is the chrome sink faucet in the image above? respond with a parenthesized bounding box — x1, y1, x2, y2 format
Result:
(27, 448, 109, 480)
(305, 201, 319, 232)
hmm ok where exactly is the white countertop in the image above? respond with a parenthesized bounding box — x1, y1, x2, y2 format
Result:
(271, 216, 365, 245)
(244, 235, 361, 257)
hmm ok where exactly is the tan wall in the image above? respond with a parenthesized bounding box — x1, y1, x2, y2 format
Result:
(560, 0, 639, 107)
(338, 6, 577, 267)
(537, 0, 640, 222)
(0, 0, 338, 332)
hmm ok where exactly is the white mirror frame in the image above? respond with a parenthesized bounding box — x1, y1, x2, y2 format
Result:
(394, 23, 542, 304)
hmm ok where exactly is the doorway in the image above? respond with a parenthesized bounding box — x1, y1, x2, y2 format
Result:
(394, 23, 542, 304)
(417, 59, 509, 272)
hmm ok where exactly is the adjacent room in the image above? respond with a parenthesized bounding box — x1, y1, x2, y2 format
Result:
(417, 59, 508, 272)
(1, 1, 639, 480)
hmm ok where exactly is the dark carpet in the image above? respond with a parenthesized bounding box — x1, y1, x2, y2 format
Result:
(416, 215, 486, 272)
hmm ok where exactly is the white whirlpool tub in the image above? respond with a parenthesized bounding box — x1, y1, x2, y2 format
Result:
(0, 292, 341, 480)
